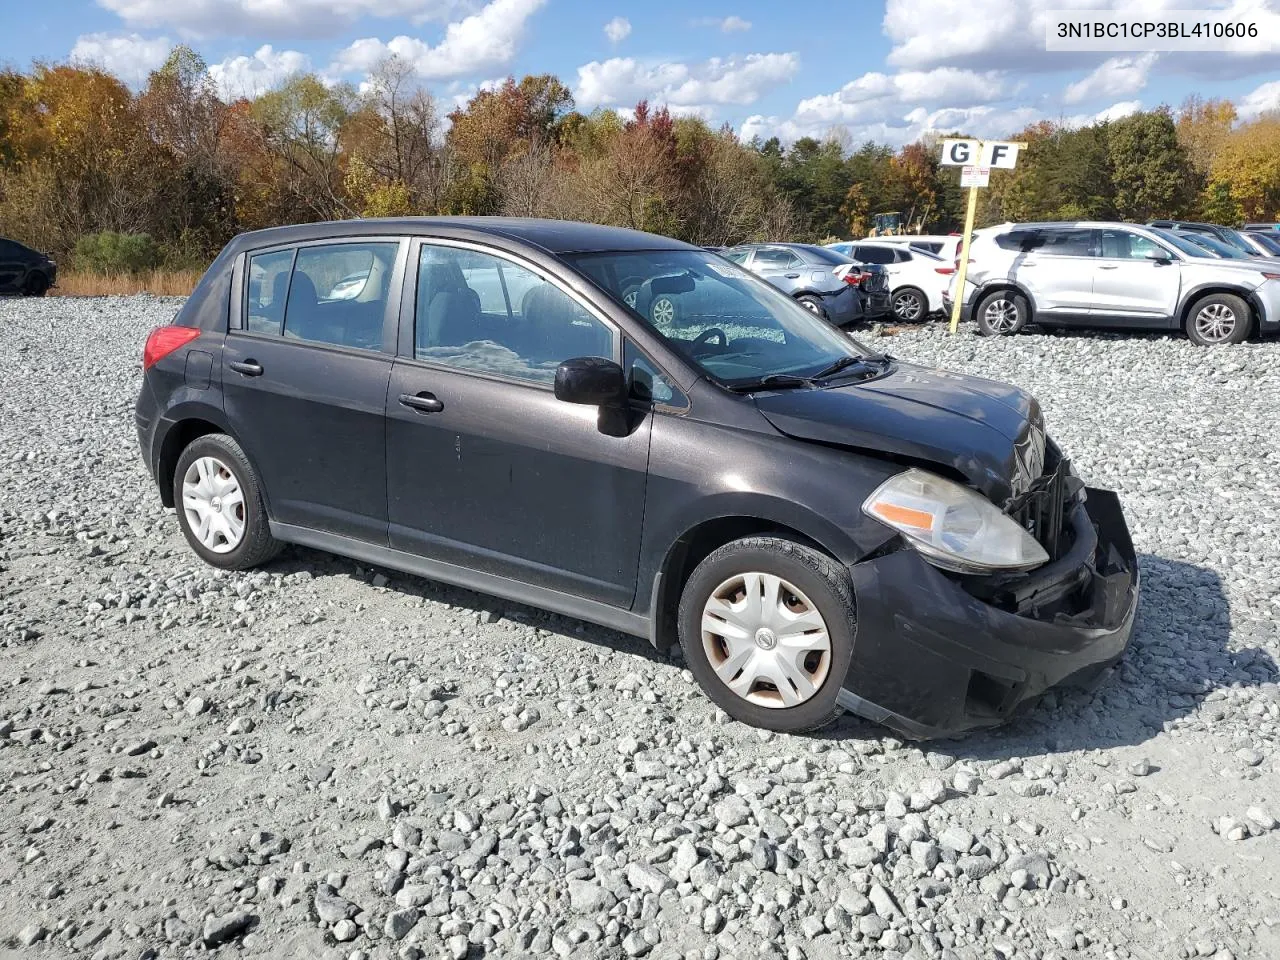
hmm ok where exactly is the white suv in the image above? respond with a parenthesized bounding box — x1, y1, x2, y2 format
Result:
(945, 222, 1280, 345)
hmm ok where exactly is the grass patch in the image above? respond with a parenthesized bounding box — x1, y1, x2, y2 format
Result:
(50, 269, 202, 298)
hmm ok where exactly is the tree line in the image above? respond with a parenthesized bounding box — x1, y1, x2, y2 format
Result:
(0, 47, 1276, 272)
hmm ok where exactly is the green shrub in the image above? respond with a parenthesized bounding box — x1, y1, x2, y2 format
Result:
(73, 232, 162, 274)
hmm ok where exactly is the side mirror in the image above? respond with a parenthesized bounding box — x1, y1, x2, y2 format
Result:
(1144, 249, 1172, 263)
(554, 357, 627, 406)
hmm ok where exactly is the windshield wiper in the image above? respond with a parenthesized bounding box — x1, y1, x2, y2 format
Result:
(728, 373, 817, 393)
(810, 354, 887, 381)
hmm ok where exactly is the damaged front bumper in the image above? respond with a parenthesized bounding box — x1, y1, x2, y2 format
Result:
(837, 487, 1139, 739)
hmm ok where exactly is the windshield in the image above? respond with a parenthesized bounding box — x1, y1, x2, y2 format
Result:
(1149, 228, 1218, 259)
(800, 245, 855, 265)
(1248, 232, 1280, 255)
(567, 249, 873, 388)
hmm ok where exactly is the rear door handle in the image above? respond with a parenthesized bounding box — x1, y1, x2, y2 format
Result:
(399, 392, 444, 414)
(1098, 264, 1119, 270)
(784, 273, 800, 278)
(229, 360, 263, 376)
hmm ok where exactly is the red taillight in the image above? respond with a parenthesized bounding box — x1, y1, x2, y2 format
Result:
(143, 326, 201, 370)
(935, 266, 955, 274)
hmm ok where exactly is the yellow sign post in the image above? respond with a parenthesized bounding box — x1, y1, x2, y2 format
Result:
(939, 139, 1026, 334)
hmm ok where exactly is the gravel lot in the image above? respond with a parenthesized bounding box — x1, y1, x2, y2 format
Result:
(2, 295, 1278, 960)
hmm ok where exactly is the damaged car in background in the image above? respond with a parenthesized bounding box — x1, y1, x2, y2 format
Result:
(136, 217, 1139, 737)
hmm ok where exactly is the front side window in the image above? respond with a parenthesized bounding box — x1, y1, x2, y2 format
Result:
(569, 249, 873, 389)
(283, 242, 397, 351)
(1099, 230, 1171, 260)
(415, 245, 614, 384)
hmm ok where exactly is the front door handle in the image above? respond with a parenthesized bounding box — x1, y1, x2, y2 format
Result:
(399, 392, 444, 414)
(784, 273, 801, 278)
(229, 360, 264, 376)
(1098, 264, 1119, 270)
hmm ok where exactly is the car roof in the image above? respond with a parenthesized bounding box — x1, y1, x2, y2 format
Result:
(230, 217, 695, 256)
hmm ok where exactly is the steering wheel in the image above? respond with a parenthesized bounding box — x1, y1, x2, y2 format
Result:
(692, 327, 727, 353)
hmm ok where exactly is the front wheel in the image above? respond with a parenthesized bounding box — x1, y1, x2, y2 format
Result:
(24, 273, 48, 297)
(678, 537, 855, 733)
(975, 290, 1029, 336)
(649, 294, 680, 326)
(1185, 293, 1251, 346)
(173, 433, 282, 570)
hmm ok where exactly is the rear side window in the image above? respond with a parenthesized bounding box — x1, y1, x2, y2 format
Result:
(283, 243, 397, 351)
(852, 245, 895, 265)
(894, 248, 914, 262)
(997, 229, 1093, 256)
(753, 248, 803, 269)
(246, 249, 295, 335)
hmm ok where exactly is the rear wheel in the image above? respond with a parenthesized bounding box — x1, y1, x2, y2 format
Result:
(650, 294, 680, 326)
(892, 287, 926, 322)
(796, 294, 827, 320)
(678, 536, 855, 733)
(976, 290, 1028, 336)
(1185, 293, 1250, 346)
(173, 433, 281, 570)
(24, 272, 48, 297)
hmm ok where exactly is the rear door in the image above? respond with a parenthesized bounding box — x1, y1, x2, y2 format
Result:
(1090, 228, 1180, 325)
(1003, 227, 1096, 317)
(748, 247, 806, 294)
(221, 238, 408, 542)
(384, 240, 652, 607)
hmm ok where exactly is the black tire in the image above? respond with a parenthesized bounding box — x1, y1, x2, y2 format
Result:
(678, 536, 856, 734)
(891, 286, 927, 322)
(975, 289, 1029, 336)
(24, 272, 48, 297)
(1184, 292, 1251, 346)
(172, 433, 281, 571)
(796, 294, 827, 320)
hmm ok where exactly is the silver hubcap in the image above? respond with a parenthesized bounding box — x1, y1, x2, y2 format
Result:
(651, 297, 675, 324)
(1194, 303, 1238, 343)
(181, 456, 246, 554)
(701, 572, 832, 709)
(623, 289, 638, 308)
(893, 291, 923, 320)
(983, 298, 1018, 332)
(800, 299, 821, 314)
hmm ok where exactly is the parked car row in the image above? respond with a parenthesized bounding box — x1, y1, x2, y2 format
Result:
(944, 221, 1280, 346)
(136, 216, 1139, 737)
(0, 237, 56, 296)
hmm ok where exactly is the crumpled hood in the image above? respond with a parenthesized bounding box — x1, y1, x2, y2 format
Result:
(753, 360, 1040, 501)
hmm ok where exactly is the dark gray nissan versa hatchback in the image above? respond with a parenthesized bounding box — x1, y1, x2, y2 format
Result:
(136, 218, 1139, 738)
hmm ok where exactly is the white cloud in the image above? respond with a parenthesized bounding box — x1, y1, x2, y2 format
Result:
(70, 32, 173, 87)
(97, 0, 465, 37)
(1236, 79, 1280, 119)
(1093, 99, 1143, 122)
(574, 52, 799, 110)
(208, 45, 311, 100)
(604, 16, 631, 44)
(742, 103, 1043, 147)
(1063, 53, 1156, 104)
(693, 15, 752, 31)
(333, 0, 545, 80)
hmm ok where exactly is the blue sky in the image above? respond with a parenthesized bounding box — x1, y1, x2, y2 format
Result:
(7, 0, 1280, 145)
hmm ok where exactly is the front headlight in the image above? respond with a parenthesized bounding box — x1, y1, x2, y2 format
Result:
(862, 468, 1049, 574)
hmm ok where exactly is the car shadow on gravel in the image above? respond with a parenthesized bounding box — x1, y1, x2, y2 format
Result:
(278, 545, 672, 667)
(279, 546, 1276, 755)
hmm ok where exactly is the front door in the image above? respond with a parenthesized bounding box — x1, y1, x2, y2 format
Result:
(1090, 228, 1181, 325)
(221, 239, 406, 541)
(385, 241, 651, 607)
